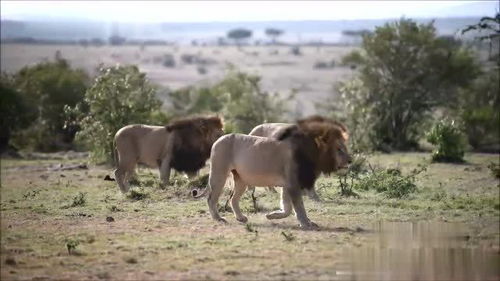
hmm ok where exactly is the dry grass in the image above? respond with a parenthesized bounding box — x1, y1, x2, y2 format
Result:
(1, 152, 498, 279)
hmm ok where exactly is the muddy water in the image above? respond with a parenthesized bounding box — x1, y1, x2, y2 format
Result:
(334, 221, 500, 281)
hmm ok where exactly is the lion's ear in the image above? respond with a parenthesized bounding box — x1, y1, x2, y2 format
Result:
(342, 131, 349, 141)
(314, 136, 326, 149)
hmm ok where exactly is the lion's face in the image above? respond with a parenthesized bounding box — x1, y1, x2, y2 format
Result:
(332, 136, 351, 170)
(309, 123, 351, 174)
(201, 117, 224, 145)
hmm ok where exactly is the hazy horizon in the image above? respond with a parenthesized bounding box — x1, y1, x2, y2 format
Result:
(1, 1, 498, 23)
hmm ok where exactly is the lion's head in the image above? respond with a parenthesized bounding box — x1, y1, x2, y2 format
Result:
(166, 115, 224, 173)
(278, 116, 351, 189)
(298, 119, 351, 173)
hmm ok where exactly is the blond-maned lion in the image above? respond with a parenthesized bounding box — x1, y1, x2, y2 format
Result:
(113, 115, 224, 193)
(197, 119, 351, 229)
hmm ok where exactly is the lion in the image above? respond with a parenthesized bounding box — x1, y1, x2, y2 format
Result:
(113, 115, 224, 193)
(196, 119, 351, 229)
(247, 116, 349, 201)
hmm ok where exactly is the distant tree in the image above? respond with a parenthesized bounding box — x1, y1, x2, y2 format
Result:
(336, 18, 480, 151)
(342, 29, 372, 45)
(265, 28, 284, 44)
(90, 38, 104, 46)
(65, 65, 165, 163)
(461, 13, 500, 61)
(109, 35, 126, 46)
(227, 28, 252, 48)
(456, 14, 500, 151)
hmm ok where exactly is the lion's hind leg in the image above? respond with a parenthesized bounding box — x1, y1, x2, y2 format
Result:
(207, 167, 231, 223)
(114, 168, 129, 193)
(266, 187, 293, 220)
(114, 156, 135, 193)
(230, 173, 248, 223)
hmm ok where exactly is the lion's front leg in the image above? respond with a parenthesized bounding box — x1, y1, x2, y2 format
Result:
(158, 156, 171, 186)
(266, 187, 292, 220)
(288, 187, 318, 230)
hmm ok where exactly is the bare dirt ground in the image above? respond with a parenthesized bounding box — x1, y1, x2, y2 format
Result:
(0, 44, 356, 116)
(1, 152, 499, 280)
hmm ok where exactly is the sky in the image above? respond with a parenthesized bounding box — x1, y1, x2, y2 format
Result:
(1, 1, 498, 23)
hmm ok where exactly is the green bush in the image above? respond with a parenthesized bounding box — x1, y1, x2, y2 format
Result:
(335, 18, 479, 151)
(66, 65, 165, 163)
(0, 76, 33, 152)
(458, 70, 499, 151)
(7, 58, 89, 151)
(426, 119, 466, 162)
(167, 67, 290, 133)
(337, 153, 368, 197)
(354, 165, 426, 199)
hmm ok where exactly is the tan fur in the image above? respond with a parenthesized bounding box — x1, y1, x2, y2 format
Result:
(203, 120, 350, 229)
(113, 115, 223, 193)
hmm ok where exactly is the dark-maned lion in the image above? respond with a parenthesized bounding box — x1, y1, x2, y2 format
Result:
(113, 115, 224, 193)
(197, 118, 351, 229)
(247, 116, 349, 201)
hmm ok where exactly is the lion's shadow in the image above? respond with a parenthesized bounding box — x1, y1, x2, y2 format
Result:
(247, 221, 372, 233)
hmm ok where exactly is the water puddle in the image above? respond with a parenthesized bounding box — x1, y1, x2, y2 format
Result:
(335, 221, 500, 281)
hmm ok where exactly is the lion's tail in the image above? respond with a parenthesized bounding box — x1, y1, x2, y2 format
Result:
(192, 186, 210, 198)
(113, 139, 118, 168)
(192, 171, 234, 199)
(105, 139, 118, 182)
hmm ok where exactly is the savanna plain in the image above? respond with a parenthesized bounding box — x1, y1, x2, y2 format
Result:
(0, 42, 499, 280)
(1, 152, 499, 280)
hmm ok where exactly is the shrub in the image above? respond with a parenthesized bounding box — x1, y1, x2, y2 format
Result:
(162, 54, 176, 67)
(8, 58, 89, 151)
(0, 76, 33, 152)
(65, 65, 164, 163)
(167, 67, 290, 133)
(65, 238, 80, 255)
(70, 192, 87, 207)
(458, 70, 499, 151)
(335, 18, 479, 151)
(181, 54, 197, 64)
(290, 46, 301, 56)
(426, 119, 466, 162)
(354, 165, 426, 198)
(487, 162, 500, 178)
(127, 188, 149, 200)
(337, 154, 368, 197)
(197, 66, 207, 75)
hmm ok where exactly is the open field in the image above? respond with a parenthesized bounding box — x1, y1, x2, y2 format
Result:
(1, 152, 499, 280)
(0, 44, 356, 116)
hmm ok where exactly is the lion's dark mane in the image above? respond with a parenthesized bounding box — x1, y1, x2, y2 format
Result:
(278, 125, 318, 190)
(166, 115, 222, 173)
(277, 117, 347, 189)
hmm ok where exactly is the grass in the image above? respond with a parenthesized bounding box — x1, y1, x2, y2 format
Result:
(1, 152, 498, 279)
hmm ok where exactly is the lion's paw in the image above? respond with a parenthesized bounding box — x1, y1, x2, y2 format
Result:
(300, 221, 320, 231)
(236, 216, 248, 223)
(217, 217, 228, 224)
